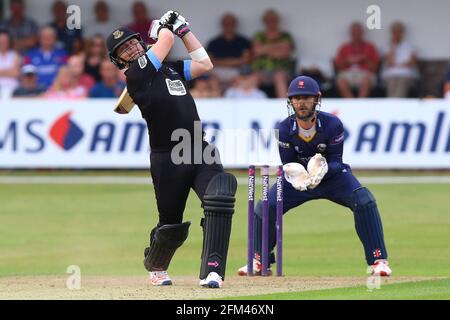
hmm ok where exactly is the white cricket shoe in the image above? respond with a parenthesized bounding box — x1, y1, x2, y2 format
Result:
(370, 259, 392, 277)
(149, 270, 172, 286)
(237, 257, 272, 276)
(199, 272, 223, 288)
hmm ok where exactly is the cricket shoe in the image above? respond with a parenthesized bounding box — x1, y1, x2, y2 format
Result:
(149, 270, 172, 286)
(370, 259, 392, 277)
(237, 258, 273, 276)
(199, 272, 223, 288)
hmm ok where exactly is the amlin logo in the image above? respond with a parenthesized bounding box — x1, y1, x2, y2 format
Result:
(49, 112, 84, 150)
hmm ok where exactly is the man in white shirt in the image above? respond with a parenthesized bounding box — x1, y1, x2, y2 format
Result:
(381, 22, 418, 97)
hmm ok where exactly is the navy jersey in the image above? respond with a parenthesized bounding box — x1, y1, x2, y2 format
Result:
(125, 50, 200, 150)
(277, 112, 349, 180)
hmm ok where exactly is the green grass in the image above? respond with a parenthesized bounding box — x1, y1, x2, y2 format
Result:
(226, 278, 450, 300)
(1, 174, 450, 299)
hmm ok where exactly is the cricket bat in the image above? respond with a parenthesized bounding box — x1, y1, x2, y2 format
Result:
(114, 87, 135, 114)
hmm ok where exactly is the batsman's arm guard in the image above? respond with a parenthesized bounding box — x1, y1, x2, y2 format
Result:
(143, 221, 191, 271)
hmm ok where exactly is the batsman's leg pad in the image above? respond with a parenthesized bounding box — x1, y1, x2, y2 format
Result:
(200, 172, 237, 280)
(351, 187, 388, 265)
(143, 221, 191, 271)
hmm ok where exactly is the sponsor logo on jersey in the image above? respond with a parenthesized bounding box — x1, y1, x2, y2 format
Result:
(165, 79, 186, 96)
(278, 141, 290, 148)
(138, 56, 147, 69)
(317, 143, 327, 153)
(330, 132, 344, 145)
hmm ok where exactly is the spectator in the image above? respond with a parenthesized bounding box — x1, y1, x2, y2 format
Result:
(224, 65, 267, 99)
(444, 67, 450, 99)
(89, 59, 125, 98)
(335, 22, 380, 98)
(206, 13, 251, 87)
(84, 35, 107, 82)
(49, 0, 83, 54)
(127, 1, 154, 45)
(44, 66, 87, 99)
(84, 1, 116, 39)
(67, 55, 95, 93)
(381, 21, 418, 97)
(24, 26, 68, 89)
(251, 9, 295, 98)
(12, 64, 46, 97)
(189, 75, 222, 98)
(0, 0, 38, 53)
(0, 30, 21, 98)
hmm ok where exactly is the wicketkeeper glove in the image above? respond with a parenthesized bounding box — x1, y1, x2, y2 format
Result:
(307, 153, 328, 189)
(283, 162, 311, 191)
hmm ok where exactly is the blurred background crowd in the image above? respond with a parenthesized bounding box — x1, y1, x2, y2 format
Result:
(1, 0, 450, 100)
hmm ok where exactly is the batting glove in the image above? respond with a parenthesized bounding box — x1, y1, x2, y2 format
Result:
(171, 13, 191, 38)
(148, 12, 178, 41)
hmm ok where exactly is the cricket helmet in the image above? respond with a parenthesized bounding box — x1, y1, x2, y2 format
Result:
(286, 75, 322, 119)
(106, 26, 145, 69)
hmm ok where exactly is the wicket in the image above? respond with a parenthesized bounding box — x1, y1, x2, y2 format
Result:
(247, 165, 283, 276)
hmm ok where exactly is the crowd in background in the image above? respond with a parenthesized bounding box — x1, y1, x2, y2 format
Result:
(1, 0, 450, 100)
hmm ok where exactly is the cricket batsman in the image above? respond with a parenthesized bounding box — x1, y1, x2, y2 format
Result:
(106, 11, 237, 288)
(238, 75, 392, 277)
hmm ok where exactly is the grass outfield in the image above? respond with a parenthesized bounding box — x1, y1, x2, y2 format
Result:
(1, 173, 450, 299)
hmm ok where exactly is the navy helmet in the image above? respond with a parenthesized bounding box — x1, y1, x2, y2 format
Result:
(286, 75, 322, 119)
(106, 26, 145, 69)
(287, 75, 321, 98)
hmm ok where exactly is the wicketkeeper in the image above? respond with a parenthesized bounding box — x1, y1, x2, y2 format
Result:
(106, 11, 237, 288)
(238, 75, 392, 277)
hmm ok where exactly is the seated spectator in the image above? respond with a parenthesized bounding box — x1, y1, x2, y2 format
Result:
(189, 75, 222, 98)
(0, 0, 38, 53)
(44, 66, 87, 99)
(89, 59, 125, 98)
(24, 26, 68, 89)
(127, 1, 155, 45)
(335, 22, 380, 98)
(224, 65, 267, 99)
(206, 13, 251, 87)
(444, 67, 450, 99)
(84, 1, 116, 39)
(84, 35, 107, 82)
(0, 30, 21, 98)
(251, 9, 295, 98)
(67, 55, 95, 93)
(49, 0, 83, 54)
(12, 64, 47, 97)
(381, 21, 418, 97)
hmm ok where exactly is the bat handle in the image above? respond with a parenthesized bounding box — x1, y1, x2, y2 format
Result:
(169, 11, 179, 24)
